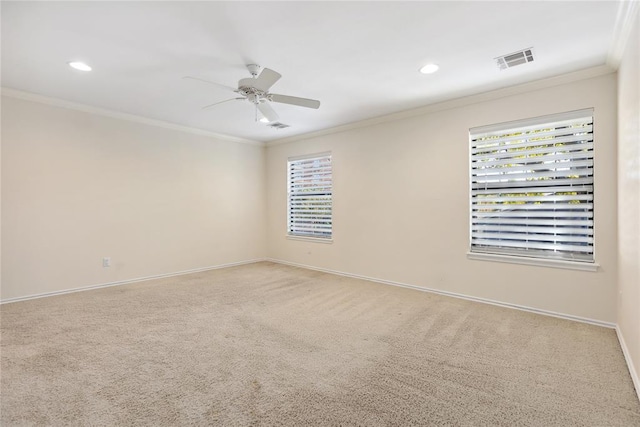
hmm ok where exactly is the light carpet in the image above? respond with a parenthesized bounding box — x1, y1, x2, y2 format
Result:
(1, 261, 639, 426)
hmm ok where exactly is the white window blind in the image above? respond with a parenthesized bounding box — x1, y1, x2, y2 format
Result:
(469, 109, 594, 262)
(287, 153, 332, 239)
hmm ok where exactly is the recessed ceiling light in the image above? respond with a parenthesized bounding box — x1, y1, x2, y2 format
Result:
(419, 63, 439, 74)
(259, 117, 270, 123)
(68, 61, 92, 72)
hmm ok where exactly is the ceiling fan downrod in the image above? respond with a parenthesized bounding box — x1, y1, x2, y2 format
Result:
(247, 64, 261, 78)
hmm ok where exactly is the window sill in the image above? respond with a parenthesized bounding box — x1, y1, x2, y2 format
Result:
(467, 252, 599, 272)
(286, 235, 333, 244)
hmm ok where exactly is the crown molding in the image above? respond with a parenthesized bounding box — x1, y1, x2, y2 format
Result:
(266, 65, 615, 147)
(607, 0, 640, 69)
(0, 88, 263, 147)
(2, 60, 618, 150)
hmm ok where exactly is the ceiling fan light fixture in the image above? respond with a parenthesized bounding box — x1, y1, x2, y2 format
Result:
(68, 61, 92, 71)
(419, 63, 439, 74)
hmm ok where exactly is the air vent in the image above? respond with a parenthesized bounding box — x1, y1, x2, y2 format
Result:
(267, 122, 290, 129)
(496, 48, 534, 70)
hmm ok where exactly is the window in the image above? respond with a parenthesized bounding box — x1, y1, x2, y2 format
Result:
(287, 153, 332, 239)
(469, 109, 594, 264)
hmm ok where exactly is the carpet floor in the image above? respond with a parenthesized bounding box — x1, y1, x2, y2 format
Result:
(1, 261, 639, 426)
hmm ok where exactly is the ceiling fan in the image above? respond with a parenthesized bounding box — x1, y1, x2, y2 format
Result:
(184, 64, 320, 126)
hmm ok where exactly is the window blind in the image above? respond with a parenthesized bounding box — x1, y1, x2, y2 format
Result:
(287, 153, 332, 239)
(469, 109, 594, 262)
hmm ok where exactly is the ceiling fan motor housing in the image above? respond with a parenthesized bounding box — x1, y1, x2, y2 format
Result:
(237, 79, 267, 103)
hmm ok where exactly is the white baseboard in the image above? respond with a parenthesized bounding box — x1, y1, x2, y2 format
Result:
(616, 325, 640, 402)
(0, 258, 266, 304)
(5, 255, 616, 327)
(266, 258, 616, 329)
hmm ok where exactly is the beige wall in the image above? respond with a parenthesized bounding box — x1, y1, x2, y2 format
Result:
(617, 7, 640, 394)
(1, 96, 266, 300)
(266, 73, 618, 323)
(3, 73, 620, 325)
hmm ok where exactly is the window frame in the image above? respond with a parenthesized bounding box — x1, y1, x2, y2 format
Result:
(467, 109, 598, 271)
(286, 152, 333, 242)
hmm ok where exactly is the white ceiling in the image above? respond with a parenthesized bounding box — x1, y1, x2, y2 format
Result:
(1, 1, 624, 143)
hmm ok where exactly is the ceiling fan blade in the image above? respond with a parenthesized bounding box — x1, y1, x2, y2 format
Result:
(270, 94, 320, 109)
(183, 76, 236, 92)
(252, 68, 281, 92)
(257, 101, 279, 122)
(202, 97, 245, 110)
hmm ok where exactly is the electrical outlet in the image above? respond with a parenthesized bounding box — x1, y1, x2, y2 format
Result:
(103, 257, 111, 268)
